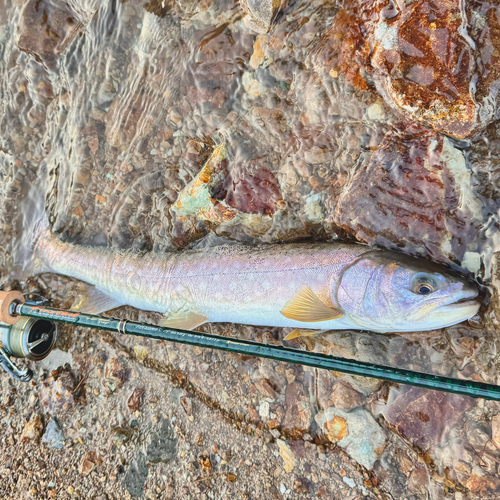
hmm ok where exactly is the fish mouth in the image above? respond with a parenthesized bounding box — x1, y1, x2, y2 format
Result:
(433, 298, 481, 315)
(423, 298, 481, 326)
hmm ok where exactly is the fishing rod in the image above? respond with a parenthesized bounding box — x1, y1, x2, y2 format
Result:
(0, 290, 499, 400)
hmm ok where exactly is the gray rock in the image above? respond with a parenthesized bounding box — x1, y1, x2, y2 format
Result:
(42, 417, 65, 449)
(122, 455, 149, 498)
(146, 418, 177, 464)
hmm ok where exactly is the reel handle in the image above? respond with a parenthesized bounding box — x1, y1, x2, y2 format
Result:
(0, 290, 24, 324)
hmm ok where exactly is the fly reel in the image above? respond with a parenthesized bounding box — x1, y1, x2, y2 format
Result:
(0, 291, 57, 381)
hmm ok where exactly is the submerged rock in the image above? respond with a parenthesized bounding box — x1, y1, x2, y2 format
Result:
(172, 144, 284, 238)
(369, 0, 500, 138)
(376, 387, 474, 450)
(240, 0, 290, 32)
(315, 407, 386, 469)
(333, 125, 482, 265)
(17, 0, 84, 70)
(317, 0, 500, 138)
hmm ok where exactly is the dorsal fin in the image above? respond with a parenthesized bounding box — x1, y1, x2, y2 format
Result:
(281, 286, 343, 323)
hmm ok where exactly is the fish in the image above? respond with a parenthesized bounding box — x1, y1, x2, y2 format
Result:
(23, 221, 481, 337)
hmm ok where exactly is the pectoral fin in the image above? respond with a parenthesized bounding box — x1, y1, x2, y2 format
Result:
(284, 329, 328, 340)
(281, 286, 343, 323)
(72, 285, 125, 315)
(160, 311, 208, 330)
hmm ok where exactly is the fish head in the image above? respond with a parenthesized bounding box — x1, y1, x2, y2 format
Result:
(336, 251, 480, 333)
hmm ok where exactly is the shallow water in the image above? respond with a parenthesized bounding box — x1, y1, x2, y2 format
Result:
(2, 0, 500, 497)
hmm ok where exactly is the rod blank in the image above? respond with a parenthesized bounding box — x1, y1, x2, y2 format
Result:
(15, 303, 500, 401)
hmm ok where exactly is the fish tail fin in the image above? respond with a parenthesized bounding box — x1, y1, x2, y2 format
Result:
(11, 187, 52, 278)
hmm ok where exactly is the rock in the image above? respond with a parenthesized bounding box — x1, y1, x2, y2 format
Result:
(39, 366, 76, 414)
(111, 426, 132, 445)
(128, 388, 145, 412)
(212, 155, 283, 216)
(329, 382, 364, 410)
(80, 450, 101, 476)
(293, 477, 312, 494)
(465, 466, 500, 495)
(17, 0, 83, 70)
(370, 0, 500, 138)
(276, 439, 295, 472)
(21, 414, 44, 443)
(492, 414, 500, 449)
(42, 417, 65, 449)
(408, 466, 429, 495)
(122, 455, 149, 498)
(240, 0, 289, 32)
(180, 396, 193, 416)
(249, 35, 268, 69)
(146, 418, 177, 464)
(259, 401, 270, 418)
(309, 7, 372, 92)
(333, 127, 482, 265)
(324, 414, 348, 441)
(281, 382, 312, 439)
(376, 387, 475, 450)
(1, 388, 16, 407)
(199, 455, 212, 473)
(104, 358, 128, 390)
(133, 345, 149, 361)
(316, 407, 386, 469)
(172, 144, 284, 238)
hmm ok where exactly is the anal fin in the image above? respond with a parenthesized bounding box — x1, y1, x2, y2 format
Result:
(281, 286, 343, 323)
(72, 285, 125, 315)
(284, 329, 328, 341)
(160, 311, 208, 330)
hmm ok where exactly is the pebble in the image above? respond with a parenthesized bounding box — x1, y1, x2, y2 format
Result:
(259, 401, 270, 418)
(277, 439, 295, 472)
(343, 477, 356, 488)
(42, 417, 65, 449)
(21, 413, 44, 443)
(491, 414, 500, 449)
(128, 388, 145, 412)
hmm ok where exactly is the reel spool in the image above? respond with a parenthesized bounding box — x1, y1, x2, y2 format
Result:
(0, 317, 57, 361)
(0, 291, 58, 381)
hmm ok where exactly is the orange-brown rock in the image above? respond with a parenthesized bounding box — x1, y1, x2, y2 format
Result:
(21, 413, 44, 443)
(370, 0, 500, 138)
(324, 415, 349, 441)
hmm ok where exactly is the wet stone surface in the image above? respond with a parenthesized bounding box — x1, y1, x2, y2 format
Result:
(1, 0, 500, 499)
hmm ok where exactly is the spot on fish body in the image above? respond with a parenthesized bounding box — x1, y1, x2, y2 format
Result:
(127, 272, 141, 292)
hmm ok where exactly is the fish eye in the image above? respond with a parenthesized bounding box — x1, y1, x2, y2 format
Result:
(411, 274, 437, 295)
